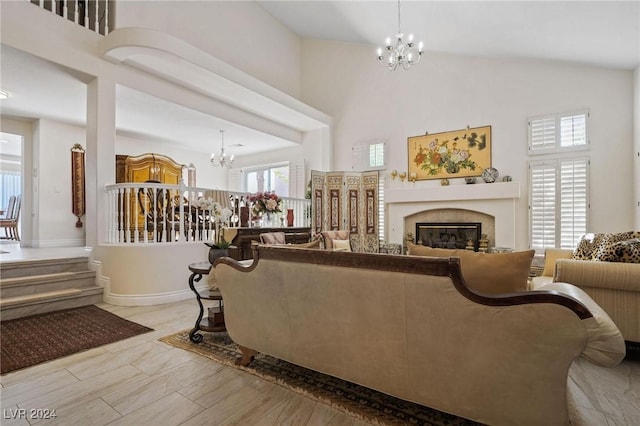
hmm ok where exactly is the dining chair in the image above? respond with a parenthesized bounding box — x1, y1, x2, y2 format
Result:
(0, 195, 21, 241)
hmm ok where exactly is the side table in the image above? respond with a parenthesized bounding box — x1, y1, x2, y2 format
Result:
(188, 262, 225, 343)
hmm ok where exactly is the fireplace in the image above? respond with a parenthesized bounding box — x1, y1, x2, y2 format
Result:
(416, 222, 482, 251)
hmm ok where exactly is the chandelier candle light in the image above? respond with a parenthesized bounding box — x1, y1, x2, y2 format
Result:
(211, 130, 234, 168)
(377, 0, 424, 71)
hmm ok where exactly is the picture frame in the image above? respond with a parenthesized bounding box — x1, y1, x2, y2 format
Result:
(408, 125, 491, 181)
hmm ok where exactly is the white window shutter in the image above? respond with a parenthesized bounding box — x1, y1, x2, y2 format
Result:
(559, 158, 589, 248)
(288, 160, 305, 199)
(529, 157, 589, 254)
(352, 140, 387, 171)
(529, 116, 556, 153)
(227, 168, 242, 192)
(529, 110, 588, 155)
(529, 161, 557, 254)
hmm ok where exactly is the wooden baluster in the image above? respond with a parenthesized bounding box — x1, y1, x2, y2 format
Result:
(73, 0, 79, 25)
(63, 0, 68, 20)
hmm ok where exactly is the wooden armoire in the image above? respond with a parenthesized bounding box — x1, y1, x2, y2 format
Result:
(116, 153, 184, 184)
(116, 153, 186, 240)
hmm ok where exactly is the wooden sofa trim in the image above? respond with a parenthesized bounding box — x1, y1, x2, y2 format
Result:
(214, 245, 593, 320)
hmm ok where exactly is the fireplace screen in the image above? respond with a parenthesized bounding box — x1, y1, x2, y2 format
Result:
(415, 222, 482, 251)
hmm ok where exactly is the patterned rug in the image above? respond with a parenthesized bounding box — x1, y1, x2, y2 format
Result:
(160, 330, 480, 426)
(1, 305, 153, 375)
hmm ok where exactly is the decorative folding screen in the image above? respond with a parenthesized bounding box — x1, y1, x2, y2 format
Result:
(311, 170, 379, 253)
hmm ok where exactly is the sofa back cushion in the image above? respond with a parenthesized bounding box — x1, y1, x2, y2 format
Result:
(407, 244, 534, 294)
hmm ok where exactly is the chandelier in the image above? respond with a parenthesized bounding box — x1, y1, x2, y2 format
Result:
(210, 130, 234, 168)
(376, 0, 424, 71)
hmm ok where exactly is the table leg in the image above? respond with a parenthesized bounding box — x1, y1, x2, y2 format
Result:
(188, 271, 205, 343)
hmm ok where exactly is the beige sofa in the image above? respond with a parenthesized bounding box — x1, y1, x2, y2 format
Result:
(532, 248, 640, 342)
(214, 246, 625, 425)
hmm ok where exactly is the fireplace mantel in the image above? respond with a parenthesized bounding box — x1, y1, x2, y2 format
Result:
(386, 181, 520, 204)
(386, 181, 522, 250)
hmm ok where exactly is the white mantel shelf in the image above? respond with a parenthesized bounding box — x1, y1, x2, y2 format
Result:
(385, 181, 521, 204)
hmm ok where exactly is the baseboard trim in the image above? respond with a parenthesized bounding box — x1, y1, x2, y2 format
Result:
(103, 283, 209, 306)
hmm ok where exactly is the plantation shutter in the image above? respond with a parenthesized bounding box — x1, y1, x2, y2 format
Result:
(529, 161, 557, 254)
(227, 168, 242, 192)
(529, 116, 556, 153)
(559, 159, 589, 248)
(529, 110, 588, 154)
(352, 140, 387, 171)
(529, 158, 589, 254)
(560, 113, 587, 148)
(378, 176, 385, 242)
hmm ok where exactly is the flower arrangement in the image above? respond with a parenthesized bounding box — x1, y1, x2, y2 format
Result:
(194, 197, 233, 249)
(248, 191, 282, 215)
(413, 136, 482, 176)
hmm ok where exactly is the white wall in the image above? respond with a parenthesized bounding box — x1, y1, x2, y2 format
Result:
(301, 39, 636, 247)
(114, 0, 302, 99)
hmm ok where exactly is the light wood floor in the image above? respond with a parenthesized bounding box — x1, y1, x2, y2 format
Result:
(1, 299, 639, 425)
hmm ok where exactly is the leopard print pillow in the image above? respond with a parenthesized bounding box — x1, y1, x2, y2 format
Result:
(572, 233, 606, 260)
(616, 238, 640, 263)
(592, 232, 636, 261)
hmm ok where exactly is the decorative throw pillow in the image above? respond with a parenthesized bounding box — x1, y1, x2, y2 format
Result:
(332, 239, 352, 252)
(259, 232, 286, 245)
(407, 243, 534, 294)
(572, 233, 606, 260)
(615, 238, 640, 263)
(592, 232, 635, 261)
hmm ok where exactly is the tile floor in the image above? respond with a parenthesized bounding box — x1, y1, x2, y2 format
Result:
(0, 244, 638, 425)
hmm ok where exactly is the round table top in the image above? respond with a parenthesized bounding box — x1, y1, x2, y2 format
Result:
(189, 262, 212, 274)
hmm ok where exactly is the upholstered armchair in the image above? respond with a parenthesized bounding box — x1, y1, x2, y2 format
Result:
(321, 230, 351, 251)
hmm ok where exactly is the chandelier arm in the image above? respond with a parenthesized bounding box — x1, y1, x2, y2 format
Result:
(397, 0, 401, 35)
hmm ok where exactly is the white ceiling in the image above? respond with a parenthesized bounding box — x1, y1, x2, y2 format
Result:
(259, 1, 640, 70)
(1, 1, 638, 159)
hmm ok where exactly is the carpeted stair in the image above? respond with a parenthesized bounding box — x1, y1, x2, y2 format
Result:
(0, 257, 103, 320)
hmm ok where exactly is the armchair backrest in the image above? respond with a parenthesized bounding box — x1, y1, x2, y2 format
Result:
(259, 232, 286, 245)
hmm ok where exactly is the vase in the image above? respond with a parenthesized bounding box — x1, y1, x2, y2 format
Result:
(263, 212, 274, 227)
(286, 209, 294, 227)
(208, 248, 229, 264)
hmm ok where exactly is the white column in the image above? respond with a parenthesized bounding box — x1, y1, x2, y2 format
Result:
(86, 77, 116, 248)
(634, 66, 640, 229)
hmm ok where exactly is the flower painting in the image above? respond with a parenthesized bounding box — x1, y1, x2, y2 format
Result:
(408, 126, 491, 181)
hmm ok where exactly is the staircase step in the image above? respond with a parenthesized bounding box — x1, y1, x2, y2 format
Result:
(0, 286, 104, 321)
(0, 271, 97, 298)
(0, 257, 90, 279)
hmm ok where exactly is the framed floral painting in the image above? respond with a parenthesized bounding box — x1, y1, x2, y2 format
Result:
(408, 126, 491, 180)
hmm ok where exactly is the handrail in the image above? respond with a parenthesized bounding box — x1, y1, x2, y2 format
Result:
(104, 183, 311, 245)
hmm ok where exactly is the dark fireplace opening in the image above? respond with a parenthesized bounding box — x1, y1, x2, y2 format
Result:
(415, 222, 482, 251)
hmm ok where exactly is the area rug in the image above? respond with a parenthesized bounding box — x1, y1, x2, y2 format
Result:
(1, 305, 153, 375)
(159, 330, 479, 426)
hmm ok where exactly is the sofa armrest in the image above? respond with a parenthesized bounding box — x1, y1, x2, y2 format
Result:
(555, 259, 640, 292)
(539, 282, 626, 367)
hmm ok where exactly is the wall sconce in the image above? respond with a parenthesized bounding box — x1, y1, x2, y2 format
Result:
(399, 171, 407, 182)
(408, 172, 417, 182)
(390, 170, 398, 180)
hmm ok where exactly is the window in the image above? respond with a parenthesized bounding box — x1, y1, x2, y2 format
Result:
(352, 140, 387, 171)
(529, 110, 589, 154)
(245, 163, 289, 196)
(529, 157, 589, 254)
